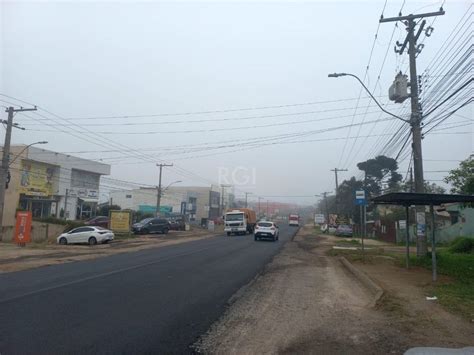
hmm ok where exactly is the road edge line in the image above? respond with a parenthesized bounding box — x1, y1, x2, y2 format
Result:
(339, 256, 384, 307)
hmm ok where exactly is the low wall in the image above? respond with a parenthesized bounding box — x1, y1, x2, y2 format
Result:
(2, 222, 66, 243)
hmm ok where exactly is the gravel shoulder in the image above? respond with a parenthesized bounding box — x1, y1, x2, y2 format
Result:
(195, 226, 411, 354)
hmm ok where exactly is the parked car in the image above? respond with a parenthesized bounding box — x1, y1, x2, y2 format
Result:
(254, 221, 279, 242)
(57, 226, 114, 245)
(167, 216, 186, 231)
(335, 224, 353, 237)
(132, 218, 170, 235)
(84, 216, 109, 228)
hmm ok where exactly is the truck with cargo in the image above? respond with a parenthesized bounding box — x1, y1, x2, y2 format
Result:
(288, 214, 300, 227)
(224, 208, 257, 236)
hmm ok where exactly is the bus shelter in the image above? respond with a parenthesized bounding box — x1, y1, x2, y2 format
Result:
(371, 192, 474, 281)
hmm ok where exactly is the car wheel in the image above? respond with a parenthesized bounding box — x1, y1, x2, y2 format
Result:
(141, 229, 149, 235)
(254, 235, 258, 241)
(59, 237, 67, 245)
(103, 240, 109, 244)
(272, 236, 276, 242)
(163, 228, 169, 234)
(227, 232, 231, 236)
(88, 237, 97, 246)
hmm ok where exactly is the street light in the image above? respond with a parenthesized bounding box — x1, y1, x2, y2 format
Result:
(328, 72, 410, 123)
(9, 141, 48, 167)
(162, 180, 182, 192)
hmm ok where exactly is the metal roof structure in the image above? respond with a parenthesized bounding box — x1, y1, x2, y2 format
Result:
(371, 192, 474, 206)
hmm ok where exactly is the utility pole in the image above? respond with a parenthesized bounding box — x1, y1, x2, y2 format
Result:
(331, 168, 347, 215)
(220, 184, 230, 216)
(258, 197, 263, 216)
(409, 167, 414, 193)
(380, 8, 444, 256)
(266, 200, 269, 216)
(0, 106, 37, 240)
(156, 163, 173, 217)
(244, 192, 252, 208)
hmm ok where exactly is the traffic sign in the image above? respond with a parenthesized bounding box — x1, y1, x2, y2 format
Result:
(355, 190, 367, 205)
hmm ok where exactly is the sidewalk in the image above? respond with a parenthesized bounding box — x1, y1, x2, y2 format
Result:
(195, 226, 473, 354)
(0, 227, 221, 273)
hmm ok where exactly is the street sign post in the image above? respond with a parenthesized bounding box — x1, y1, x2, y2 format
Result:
(354, 190, 366, 260)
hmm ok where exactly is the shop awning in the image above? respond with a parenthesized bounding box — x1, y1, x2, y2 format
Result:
(78, 198, 99, 203)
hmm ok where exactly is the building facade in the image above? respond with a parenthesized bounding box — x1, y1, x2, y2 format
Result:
(3, 145, 110, 226)
(110, 185, 221, 225)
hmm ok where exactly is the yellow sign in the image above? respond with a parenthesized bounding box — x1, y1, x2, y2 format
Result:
(19, 161, 55, 196)
(109, 210, 131, 232)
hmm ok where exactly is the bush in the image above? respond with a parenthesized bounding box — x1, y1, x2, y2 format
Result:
(449, 237, 474, 254)
(33, 216, 69, 225)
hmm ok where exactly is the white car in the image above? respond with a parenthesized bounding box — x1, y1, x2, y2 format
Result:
(254, 221, 279, 242)
(57, 226, 114, 245)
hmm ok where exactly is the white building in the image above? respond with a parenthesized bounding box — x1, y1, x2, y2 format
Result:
(110, 185, 224, 224)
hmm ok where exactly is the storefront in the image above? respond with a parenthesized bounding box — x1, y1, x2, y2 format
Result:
(17, 160, 59, 219)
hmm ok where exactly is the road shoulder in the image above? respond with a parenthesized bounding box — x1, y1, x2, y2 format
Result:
(195, 225, 411, 354)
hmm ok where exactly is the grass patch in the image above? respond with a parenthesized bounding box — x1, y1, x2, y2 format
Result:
(408, 251, 474, 320)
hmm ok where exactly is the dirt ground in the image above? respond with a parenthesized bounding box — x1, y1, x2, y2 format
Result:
(195, 226, 473, 355)
(0, 228, 219, 273)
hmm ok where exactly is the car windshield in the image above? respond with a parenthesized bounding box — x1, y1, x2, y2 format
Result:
(138, 218, 153, 225)
(226, 214, 243, 221)
(258, 222, 273, 227)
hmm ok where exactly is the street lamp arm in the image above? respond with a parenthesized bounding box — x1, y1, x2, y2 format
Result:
(328, 73, 410, 123)
(8, 141, 48, 167)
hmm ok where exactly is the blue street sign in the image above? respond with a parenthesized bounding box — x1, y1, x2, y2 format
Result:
(354, 190, 367, 205)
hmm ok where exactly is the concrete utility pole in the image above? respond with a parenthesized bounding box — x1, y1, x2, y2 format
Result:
(244, 192, 252, 208)
(315, 192, 331, 225)
(220, 184, 231, 216)
(331, 168, 348, 214)
(380, 8, 445, 255)
(156, 163, 173, 217)
(0, 106, 37, 240)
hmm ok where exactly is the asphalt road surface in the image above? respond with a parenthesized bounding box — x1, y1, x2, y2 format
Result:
(0, 225, 298, 354)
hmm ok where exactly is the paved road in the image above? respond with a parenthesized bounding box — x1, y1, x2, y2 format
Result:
(0, 225, 297, 354)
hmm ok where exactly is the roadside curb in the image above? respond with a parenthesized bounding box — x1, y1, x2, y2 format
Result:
(339, 256, 384, 307)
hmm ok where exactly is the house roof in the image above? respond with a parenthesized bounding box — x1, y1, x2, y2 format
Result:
(371, 192, 474, 206)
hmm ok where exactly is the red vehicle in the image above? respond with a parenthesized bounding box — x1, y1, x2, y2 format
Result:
(84, 216, 110, 228)
(288, 214, 300, 227)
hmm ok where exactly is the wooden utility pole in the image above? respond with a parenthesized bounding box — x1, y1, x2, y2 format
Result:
(0, 106, 36, 240)
(380, 8, 445, 255)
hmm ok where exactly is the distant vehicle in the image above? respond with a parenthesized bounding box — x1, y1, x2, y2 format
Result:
(224, 208, 257, 236)
(84, 216, 109, 228)
(335, 224, 353, 237)
(167, 215, 186, 231)
(321, 224, 337, 234)
(254, 221, 279, 242)
(132, 218, 170, 235)
(57, 226, 114, 245)
(288, 214, 300, 227)
(314, 214, 325, 224)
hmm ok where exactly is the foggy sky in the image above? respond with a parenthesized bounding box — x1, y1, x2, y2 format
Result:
(1, 0, 472, 205)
